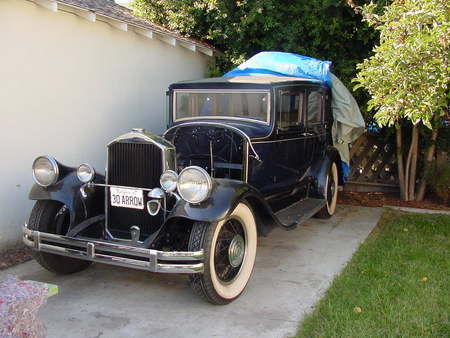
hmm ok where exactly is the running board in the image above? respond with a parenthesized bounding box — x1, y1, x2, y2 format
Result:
(274, 198, 326, 231)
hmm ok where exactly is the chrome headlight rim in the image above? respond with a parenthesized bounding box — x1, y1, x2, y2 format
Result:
(159, 170, 179, 192)
(77, 163, 96, 183)
(32, 155, 59, 187)
(177, 166, 212, 204)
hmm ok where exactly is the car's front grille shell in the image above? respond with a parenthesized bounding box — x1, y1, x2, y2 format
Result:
(106, 141, 164, 239)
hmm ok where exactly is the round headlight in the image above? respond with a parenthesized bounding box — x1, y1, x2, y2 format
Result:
(177, 166, 212, 204)
(32, 156, 59, 187)
(160, 170, 178, 192)
(77, 163, 95, 183)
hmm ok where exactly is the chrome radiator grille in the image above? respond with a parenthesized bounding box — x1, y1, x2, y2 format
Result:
(107, 141, 164, 239)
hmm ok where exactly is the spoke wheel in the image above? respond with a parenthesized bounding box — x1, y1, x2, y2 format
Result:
(188, 203, 257, 305)
(214, 219, 246, 283)
(28, 200, 92, 274)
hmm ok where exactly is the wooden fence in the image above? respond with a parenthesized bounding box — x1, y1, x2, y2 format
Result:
(344, 134, 399, 192)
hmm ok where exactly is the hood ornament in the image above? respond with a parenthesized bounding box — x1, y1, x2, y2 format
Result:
(132, 128, 145, 133)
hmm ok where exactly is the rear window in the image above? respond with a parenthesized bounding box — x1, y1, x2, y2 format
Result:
(306, 90, 323, 125)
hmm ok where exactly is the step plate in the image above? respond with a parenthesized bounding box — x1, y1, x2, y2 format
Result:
(275, 198, 326, 229)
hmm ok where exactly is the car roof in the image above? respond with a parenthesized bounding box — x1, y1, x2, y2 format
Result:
(173, 76, 324, 85)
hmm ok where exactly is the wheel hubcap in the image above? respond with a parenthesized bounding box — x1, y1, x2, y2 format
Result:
(214, 219, 246, 282)
(228, 234, 245, 268)
(330, 179, 336, 200)
(327, 175, 336, 204)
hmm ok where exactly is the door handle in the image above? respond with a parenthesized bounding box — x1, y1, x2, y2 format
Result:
(301, 132, 315, 137)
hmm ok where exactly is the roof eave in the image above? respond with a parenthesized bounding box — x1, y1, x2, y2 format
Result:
(28, 0, 218, 56)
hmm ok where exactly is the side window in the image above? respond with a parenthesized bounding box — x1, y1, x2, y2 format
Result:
(306, 90, 323, 125)
(278, 89, 305, 130)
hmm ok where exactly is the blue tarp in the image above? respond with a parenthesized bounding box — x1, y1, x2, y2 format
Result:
(223, 51, 366, 182)
(223, 51, 332, 87)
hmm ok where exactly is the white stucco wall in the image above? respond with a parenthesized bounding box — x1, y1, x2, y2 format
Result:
(0, 0, 211, 249)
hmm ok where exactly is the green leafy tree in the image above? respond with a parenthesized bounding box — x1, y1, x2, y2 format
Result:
(132, 0, 385, 108)
(353, 0, 449, 200)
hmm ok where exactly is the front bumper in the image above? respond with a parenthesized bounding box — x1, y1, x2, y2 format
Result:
(22, 224, 203, 274)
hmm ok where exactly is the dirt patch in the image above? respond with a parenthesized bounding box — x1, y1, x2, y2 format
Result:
(0, 247, 33, 271)
(338, 191, 450, 211)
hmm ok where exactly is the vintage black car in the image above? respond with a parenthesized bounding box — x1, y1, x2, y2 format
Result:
(23, 76, 342, 304)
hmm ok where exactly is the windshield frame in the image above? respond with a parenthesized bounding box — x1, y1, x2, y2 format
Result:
(172, 89, 271, 125)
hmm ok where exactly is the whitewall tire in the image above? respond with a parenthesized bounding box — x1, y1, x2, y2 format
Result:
(188, 202, 257, 304)
(315, 162, 339, 218)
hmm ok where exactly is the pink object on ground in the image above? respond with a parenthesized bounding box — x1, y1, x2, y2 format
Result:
(0, 276, 49, 338)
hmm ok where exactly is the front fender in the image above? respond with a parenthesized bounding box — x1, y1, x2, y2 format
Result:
(167, 179, 254, 222)
(29, 170, 105, 227)
(167, 179, 278, 235)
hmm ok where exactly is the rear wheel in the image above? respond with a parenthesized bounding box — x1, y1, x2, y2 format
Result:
(28, 200, 91, 274)
(188, 203, 257, 305)
(315, 162, 339, 219)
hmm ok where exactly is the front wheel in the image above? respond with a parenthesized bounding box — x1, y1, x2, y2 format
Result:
(188, 203, 257, 305)
(28, 200, 92, 274)
(315, 162, 339, 219)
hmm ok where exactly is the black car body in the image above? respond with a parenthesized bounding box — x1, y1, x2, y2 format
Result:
(24, 76, 342, 304)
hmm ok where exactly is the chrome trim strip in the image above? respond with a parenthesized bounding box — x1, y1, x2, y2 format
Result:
(163, 121, 261, 161)
(22, 224, 204, 274)
(244, 142, 249, 183)
(107, 131, 174, 150)
(252, 135, 322, 144)
(91, 182, 155, 192)
(105, 148, 110, 234)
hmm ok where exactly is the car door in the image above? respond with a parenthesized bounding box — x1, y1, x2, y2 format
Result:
(252, 87, 308, 198)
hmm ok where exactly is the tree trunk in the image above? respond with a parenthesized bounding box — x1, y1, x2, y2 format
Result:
(404, 131, 413, 200)
(408, 124, 419, 200)
(417, 127, 439, 200)
(396, 125, 407, 200)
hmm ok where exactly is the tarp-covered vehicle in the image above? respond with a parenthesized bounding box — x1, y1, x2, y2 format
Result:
(23, 52, 364, 304)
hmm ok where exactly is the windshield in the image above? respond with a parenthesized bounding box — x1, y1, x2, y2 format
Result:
(173, 90, 270, 124)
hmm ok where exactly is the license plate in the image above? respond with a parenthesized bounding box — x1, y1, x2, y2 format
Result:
(110, 187, 144, 210)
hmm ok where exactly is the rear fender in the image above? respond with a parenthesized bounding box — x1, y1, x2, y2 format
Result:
(309, 146, 342, 199)
(29, 170, 105, 227)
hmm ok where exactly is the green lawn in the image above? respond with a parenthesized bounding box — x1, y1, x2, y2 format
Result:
(297, 210, 450, 338)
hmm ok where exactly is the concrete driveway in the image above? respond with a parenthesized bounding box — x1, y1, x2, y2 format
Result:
(2, 205, 383, 338)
